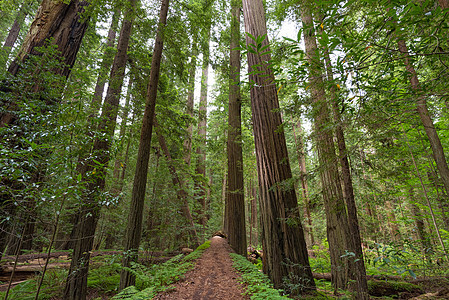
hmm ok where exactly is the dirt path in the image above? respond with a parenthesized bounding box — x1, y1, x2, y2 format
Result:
(155, 236, 249, 300)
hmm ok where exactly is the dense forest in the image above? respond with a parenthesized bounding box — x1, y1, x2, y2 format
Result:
(0, 0, 448, 299)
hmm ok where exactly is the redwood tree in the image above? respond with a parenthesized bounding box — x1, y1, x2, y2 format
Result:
(119, 0, 170, 289)
(225, 0, 246, 256)
(242, 0, 315, 293)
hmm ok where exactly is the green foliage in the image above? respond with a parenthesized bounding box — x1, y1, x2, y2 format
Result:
(230, 253, 289, 300)
(0, 268, 67, 300)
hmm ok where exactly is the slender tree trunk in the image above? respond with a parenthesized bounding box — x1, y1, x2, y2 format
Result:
(321, 27, 368, 297)
(194, 21, 211, 228)
(2, 0, 28, 65)
(226, 0, 246, 256)
(64, 1, 135, 298)
(112, 76, 133, 194)
(396, 38, 449, 200)
(292, 119, 314, 246)
(242, 0, 315, 294)
(154, 118, 200, 248)
(407, 187, 430, 255)
(386, 200, 401, 242)
(119, 0, 169, 289)
(91, 10, 120, 109)
(299, 3, 350, 292)
(183, 42, 198, 166)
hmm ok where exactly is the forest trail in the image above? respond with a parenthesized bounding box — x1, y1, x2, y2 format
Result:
(154, 236, 249, 300)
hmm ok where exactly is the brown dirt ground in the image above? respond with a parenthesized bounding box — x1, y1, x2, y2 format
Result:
(154, 236, 249, 300)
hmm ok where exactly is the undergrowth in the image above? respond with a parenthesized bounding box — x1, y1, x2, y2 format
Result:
(230, 253, 289, 300)
(111, 240, 211, 299)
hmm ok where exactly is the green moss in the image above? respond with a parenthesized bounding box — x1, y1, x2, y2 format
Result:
(367, 280, 422, 297)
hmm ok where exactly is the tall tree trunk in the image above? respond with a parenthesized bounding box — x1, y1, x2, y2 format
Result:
(112, 76, 133, 194)
(225, 0, 246, 256)
(292, 119, 314, 246)
(194, 21, 211, 228)
(119, 0, 169, 290)
(183, 41, 198, 166)
(321, 26, 368, 297)
(154, 118, 200, 248)
(91, 10, 120, 109)
(299, 3, 350, 292)
(396, 38, 449, 201)
(64, 1, 134, 298)
(242, 0, 315, 294)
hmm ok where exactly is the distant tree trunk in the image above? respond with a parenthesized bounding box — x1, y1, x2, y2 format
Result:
(183, 42, 198, 166)
(2, 1, 28, 65)
(396, 38, 449, 201)
(64, 1, 134, 298)
(194, 21, 211, 229)
(407, 187, 430, 254)
(321, 28, 368, 297)
(292, 119, 314, 246)
(386, 200, 401, 241)
(91, 10, 120, 109)
(299, 3, 350, 292)
(112, 76, 133, 194)
(225, 0, 246, 256)
(154, 118, 200, 248)
(242, 0, 315, 294)
(119, 0, 169, 290)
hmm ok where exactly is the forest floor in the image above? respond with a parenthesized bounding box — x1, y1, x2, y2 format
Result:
(154, 236, 249, 300)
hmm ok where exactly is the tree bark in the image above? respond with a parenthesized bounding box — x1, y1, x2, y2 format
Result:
(242, 0, 315, 294)
(64, 1, 135, 298)
(226, 0, 246, 256)
(119, 0, 169, 290)
(299, 3, 350, 292)
(321, 26, 369, 297)
(8, 0, 88, 78)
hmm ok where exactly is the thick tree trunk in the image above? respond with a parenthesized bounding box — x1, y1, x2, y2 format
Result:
(299, 3, 350, 292)
(226, 0, 247, 256)
(242, 0, 315, 294)
(154, 119, 200, 248)
(397, 39, 449, 201)
(119, 0, 169, 290)
(64, 2, 135, 298)
(7, 0, 89, 79)
(292, 119, 314, 246)
(0, 0, 90, 260)
(322, 32, 368, 297)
